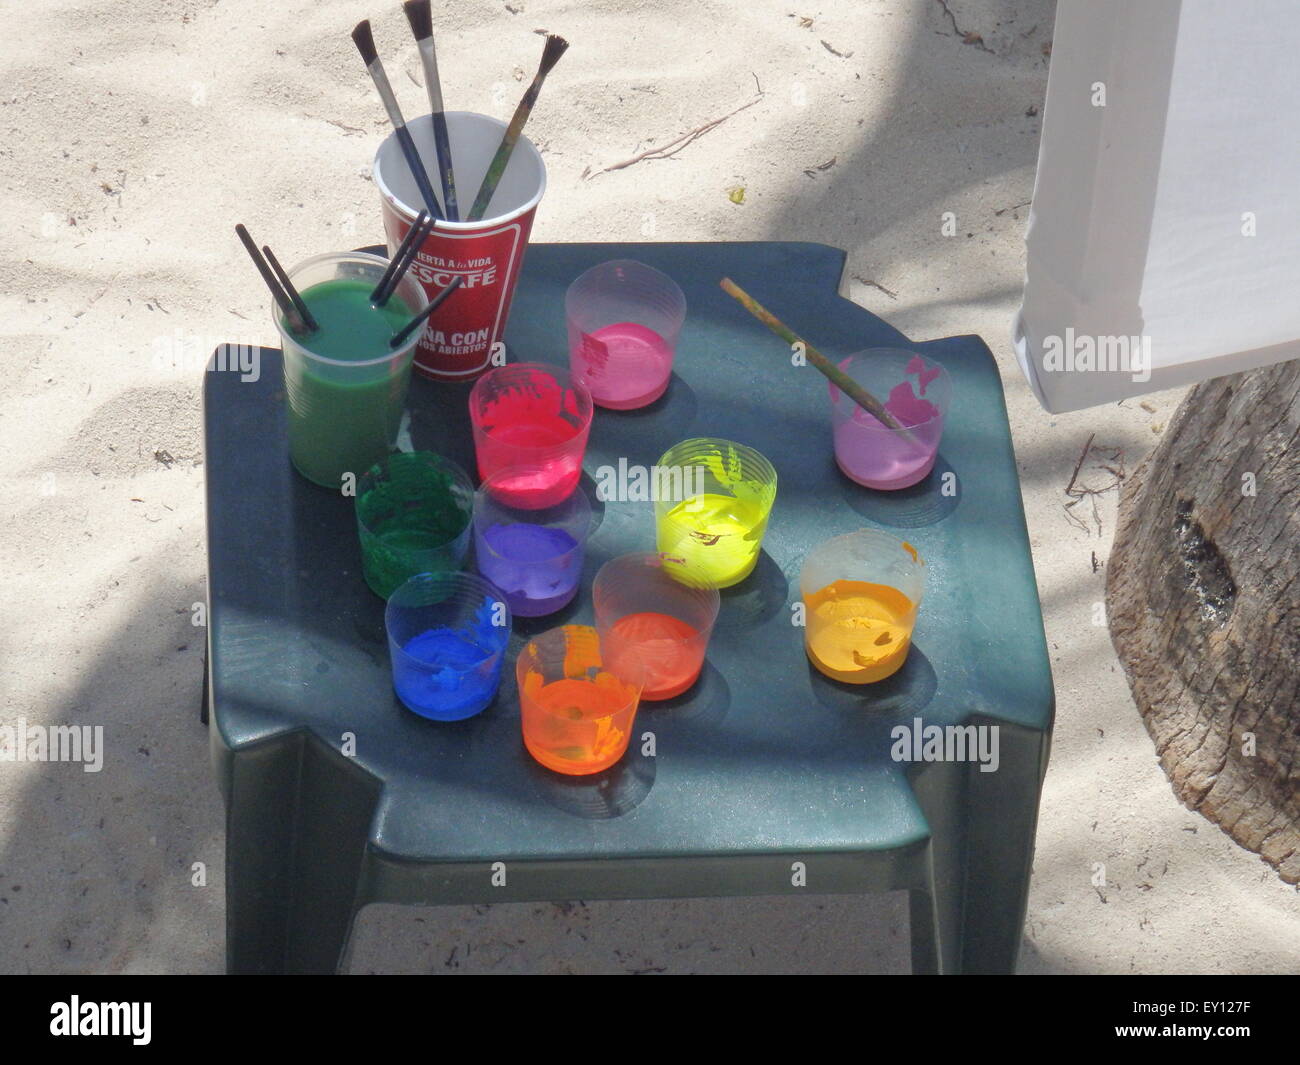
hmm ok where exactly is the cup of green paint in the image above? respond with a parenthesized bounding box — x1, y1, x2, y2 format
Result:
(355, 451, 475, 599)
(275, 251, 427, 489)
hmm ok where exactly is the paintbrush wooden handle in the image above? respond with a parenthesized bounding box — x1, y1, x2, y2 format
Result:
(719, 277, 913, 437)
(467, 104, 529, 221)
(468, 35, 567, 221)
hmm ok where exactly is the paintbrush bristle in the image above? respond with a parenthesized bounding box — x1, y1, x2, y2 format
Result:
(403, 0, 433, 41)
(538, 34, 569, 78)
(351, 19, 379, 67)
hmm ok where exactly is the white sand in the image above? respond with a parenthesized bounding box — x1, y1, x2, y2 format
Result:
(1, 0, 1296, 973)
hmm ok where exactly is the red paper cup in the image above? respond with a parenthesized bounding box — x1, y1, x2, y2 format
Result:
(373, 111, 546, 382)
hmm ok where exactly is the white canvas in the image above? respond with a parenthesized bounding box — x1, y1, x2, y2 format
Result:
(1013, 0, 1300, 412)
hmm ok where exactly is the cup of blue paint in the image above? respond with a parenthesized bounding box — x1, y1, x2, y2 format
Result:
(473, 466, 592, 617)
(384, 571, 512, 721)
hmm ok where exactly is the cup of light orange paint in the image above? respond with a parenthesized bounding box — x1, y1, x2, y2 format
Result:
(593, 553, 720, 700)
(517, 624, 645, 775)
(800, 530, 926, 684)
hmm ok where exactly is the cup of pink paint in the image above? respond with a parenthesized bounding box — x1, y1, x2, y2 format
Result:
(565, 260, 686, 410)
(828, 350, 951, 490)
(468, 362, 594, 509)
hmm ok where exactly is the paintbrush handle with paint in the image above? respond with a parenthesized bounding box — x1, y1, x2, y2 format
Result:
(467, 34, 568, 221)
(718, 277, 916, 441)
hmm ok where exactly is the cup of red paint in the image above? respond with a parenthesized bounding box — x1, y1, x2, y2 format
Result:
(565, 260, 686, 409)
(829, 350, 951, 491)
(473, 467, 592, 617)
(373, 111, 546, 382)
(593, 552, 720, 701)
(467, 362, 593, 509)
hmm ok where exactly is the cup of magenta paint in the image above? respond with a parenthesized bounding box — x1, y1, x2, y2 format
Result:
(828, 350, 951, 490)
(473, 467, 592, 617)
(467, 362, 593, 509)
(373, 111, 546, 382)
(384, 571, 511, 721)
(565, 260, 686, 410)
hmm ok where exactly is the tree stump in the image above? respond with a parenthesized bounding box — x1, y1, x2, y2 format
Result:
(1106, 360, 1299, 884)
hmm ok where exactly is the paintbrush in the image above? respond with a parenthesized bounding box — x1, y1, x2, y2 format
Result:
(262, 244, 319, 332)
(390, 276, 464, 348)
(235, 224, 310, 334)
(719, 277, 916, 440)
(466, 33, 568, 221)
(375, 212, 437, 307)
(352, 18, 444, 220)
(403, 0, 458, 221)
(371, 209, 430, 303)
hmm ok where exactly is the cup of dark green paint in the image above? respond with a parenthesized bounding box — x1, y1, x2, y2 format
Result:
(276, 251, 427, 489)
(356, 451, 474, 599)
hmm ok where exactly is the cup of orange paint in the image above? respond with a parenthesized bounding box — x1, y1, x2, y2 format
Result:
(800, 530, 926, 684)
(593, 552, 720, 701)
(517, 624, 645, 775)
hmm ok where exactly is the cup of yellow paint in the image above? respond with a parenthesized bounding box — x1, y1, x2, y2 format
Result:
(800, 530, 926, 684)
(653, 438, 777, 589)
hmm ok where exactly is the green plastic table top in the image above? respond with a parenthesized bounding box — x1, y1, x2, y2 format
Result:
(205, 240, 1053, 870)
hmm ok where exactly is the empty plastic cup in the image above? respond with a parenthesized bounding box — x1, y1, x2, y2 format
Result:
(800, 530, 926, 684)
(517, 624, 644, 775)
(473, 467, 592, 617)
(829, 350, 951, 490)
(276, 251, 427, 489)
(385, 571, 511, 720)
(356, 451, 474, 599)
(653, 438, 778, 589)
(468, 362, 593, 509)
(565, 259, 686, 410)
(593, 553, 720, 701)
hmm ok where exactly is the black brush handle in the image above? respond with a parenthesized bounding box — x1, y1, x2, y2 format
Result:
(395, 125, 444, 220)
(389, 276, 463, 348)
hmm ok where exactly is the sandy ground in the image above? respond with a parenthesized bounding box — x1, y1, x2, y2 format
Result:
(1, 0, 1296, 974)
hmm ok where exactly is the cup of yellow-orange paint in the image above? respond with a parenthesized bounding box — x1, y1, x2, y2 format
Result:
(652, 438, 777, 589)
(800, 530, 926, 684)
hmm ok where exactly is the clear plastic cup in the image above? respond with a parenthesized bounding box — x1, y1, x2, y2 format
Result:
(356, 451, 474, 599)
(565, 259, 686, 410)
(593, 553, 720, 701)
(653, 438, 778, 589)
(275, 251, 428, 489)
(473, 466, 592, 617)
(829, 350, 951, 490)
(385, 571, 511, 720)
(468, 362, 593, 509)
(799, 530, 926, 684)
(517, 624, 644, 775)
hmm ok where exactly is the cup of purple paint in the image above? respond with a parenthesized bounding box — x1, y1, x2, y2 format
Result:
(473, 466, 592, 617)
(829, 349, 951, 491)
